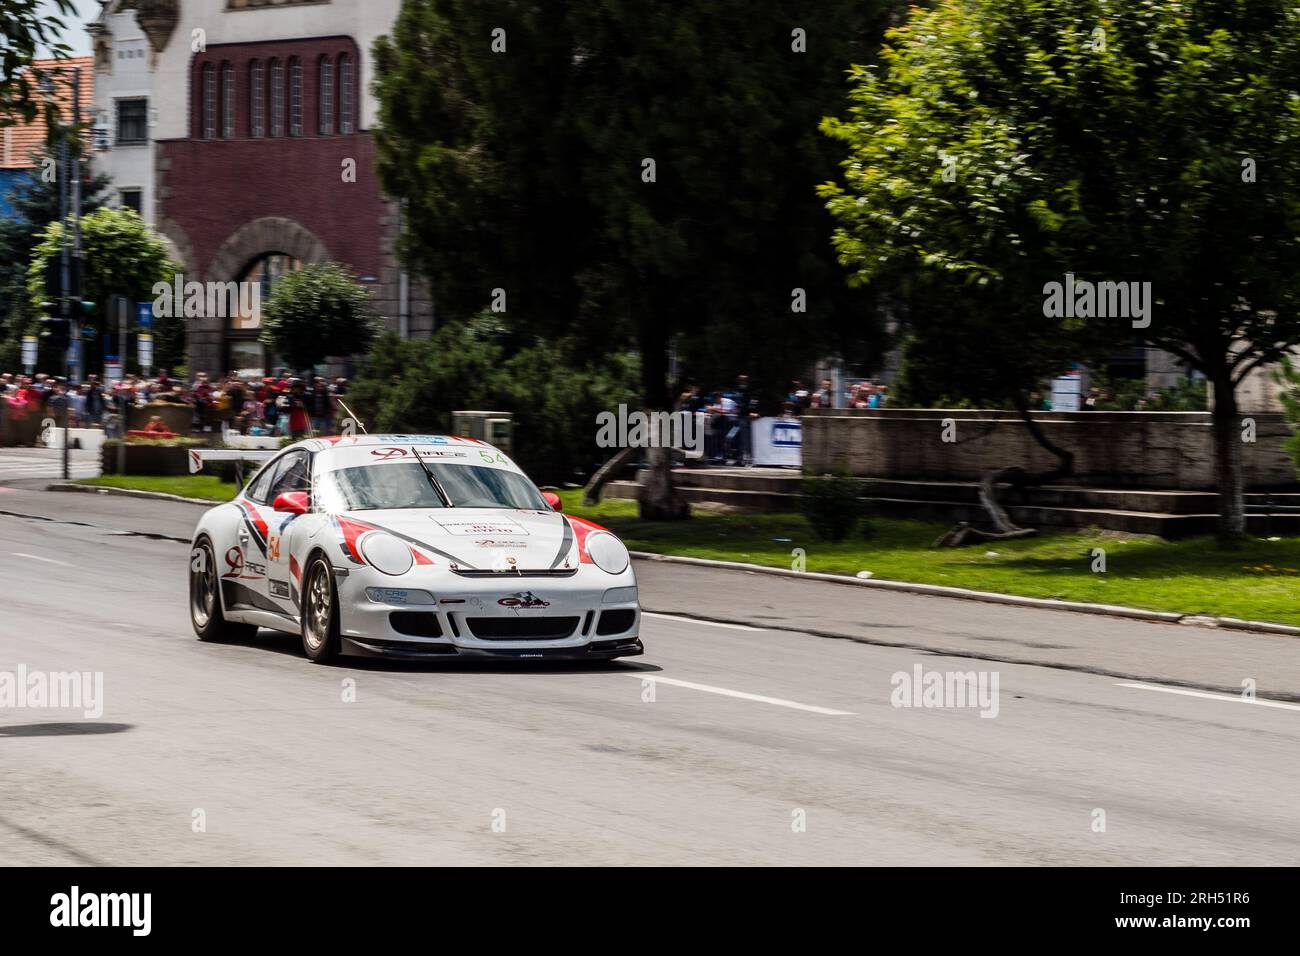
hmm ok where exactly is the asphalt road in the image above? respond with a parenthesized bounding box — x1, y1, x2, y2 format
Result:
(2, 486, 1299, 865)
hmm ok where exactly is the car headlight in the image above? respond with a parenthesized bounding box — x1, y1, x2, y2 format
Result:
(586, 532, 629, 575)
(359, 532, 414, 576)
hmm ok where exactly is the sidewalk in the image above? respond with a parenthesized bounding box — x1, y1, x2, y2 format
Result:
(0, 447, 100, 484)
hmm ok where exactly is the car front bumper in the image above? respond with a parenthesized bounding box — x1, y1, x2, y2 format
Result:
(333, 564, 642, 661)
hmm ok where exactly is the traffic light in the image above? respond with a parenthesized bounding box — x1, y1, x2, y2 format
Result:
(39, 315, 71, 352)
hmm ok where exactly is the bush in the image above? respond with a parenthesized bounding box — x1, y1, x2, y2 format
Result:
(799, 473, 864, 542)
(346, 315, 639, 485)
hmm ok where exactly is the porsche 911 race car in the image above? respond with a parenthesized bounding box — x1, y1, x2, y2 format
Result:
(188, 434, 642, 663)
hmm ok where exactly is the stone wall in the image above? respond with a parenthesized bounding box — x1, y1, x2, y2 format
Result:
(802, 409, 1298, 490)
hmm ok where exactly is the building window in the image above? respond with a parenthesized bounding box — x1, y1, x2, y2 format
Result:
(338, 54, 354, 134)
(318, 56, 333, 135)
(119, 189, 142, 215)
(269, 59, 283, 137)
(221, 62, 235, 139)
(249, 61, 264, 137)
(201, 63, 216, 139)
(289, 58, 303, 136)
(116, 97, 148, 145)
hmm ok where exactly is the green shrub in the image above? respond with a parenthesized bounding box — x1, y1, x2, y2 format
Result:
(346, 314, 639, 485)
(799, 473, 864, 541)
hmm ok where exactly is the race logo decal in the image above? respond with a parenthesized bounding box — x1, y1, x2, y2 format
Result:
(498, 591, 550, 609)
(433, 518, 528, 536)
(221, 546, 265, 581)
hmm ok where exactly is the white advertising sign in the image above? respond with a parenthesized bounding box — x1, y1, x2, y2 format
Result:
(751, 416, 801, 468)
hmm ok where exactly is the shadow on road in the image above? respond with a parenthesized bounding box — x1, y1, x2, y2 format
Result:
(0, 722, 132, 737)
(208, 629, 662, 675)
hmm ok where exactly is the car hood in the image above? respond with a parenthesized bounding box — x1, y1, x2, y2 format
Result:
(337, 507, 576, 572)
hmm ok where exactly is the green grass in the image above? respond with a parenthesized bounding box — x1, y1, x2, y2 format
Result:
(559, 489, 1300, 627)
(77, 474, 237, 502)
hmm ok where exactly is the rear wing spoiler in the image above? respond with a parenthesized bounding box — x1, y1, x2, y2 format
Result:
(188, 448, 279, 488)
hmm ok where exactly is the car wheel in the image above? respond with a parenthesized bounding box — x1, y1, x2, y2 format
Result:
(190, 536, 258, 642)
(301, 556, 341, 663)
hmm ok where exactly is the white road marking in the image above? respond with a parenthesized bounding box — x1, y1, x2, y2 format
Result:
(11, 552, 74, 568)
(642, 611, 766, 632)
(1117, 681, 1300, 712)
(629, 674, 855, 715)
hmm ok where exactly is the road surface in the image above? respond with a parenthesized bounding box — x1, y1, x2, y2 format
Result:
(2, 486, 1298, 865)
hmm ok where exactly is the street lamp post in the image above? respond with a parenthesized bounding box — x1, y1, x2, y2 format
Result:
(45, 65, 84, 480)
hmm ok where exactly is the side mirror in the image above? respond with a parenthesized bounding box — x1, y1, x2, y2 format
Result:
(542, 491, 562, 511)
(273, 491, 310, 515)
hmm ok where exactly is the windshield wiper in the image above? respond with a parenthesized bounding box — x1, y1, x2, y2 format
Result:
(411, 447, 453, 507)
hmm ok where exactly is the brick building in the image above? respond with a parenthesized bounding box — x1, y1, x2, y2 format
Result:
(132, 0, 431, 377)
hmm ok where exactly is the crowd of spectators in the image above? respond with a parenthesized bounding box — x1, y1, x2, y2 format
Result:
(669, 373, 893, 466)
(0, 370, 349, 441)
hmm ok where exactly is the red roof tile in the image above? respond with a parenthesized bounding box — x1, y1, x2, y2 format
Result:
(1, 57, 95, 170)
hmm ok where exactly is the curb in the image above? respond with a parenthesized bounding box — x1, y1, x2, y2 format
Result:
(46, 482, 225, 507)
(629, 550, 1300, 638)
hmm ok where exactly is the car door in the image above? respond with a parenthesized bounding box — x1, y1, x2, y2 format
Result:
(261, 449, 314, 616)
(222, 454, 280, 613)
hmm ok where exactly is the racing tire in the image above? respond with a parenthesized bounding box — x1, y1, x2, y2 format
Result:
(190, 536, 258, 642)
(301, 555, 342, 664)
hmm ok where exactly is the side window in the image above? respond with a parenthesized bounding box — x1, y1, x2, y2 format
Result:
(245, 456, 281, 504)
(268, 451, 312, 501)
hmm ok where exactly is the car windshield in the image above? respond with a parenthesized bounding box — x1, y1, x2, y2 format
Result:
(316, 461, 548, 511)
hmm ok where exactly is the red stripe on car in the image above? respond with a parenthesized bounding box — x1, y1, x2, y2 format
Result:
(564, 515, 608, 564)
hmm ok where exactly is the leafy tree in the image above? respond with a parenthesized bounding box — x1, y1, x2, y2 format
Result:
(821, 0, 1300, 539)
(0, 0, 75, 126)
(373, 0, 897, 518)
(26, 207, 179, 373)
(259, 263, 380, 373)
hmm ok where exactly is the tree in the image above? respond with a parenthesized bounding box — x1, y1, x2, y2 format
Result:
(346, 315, 640, 484)
(0, 135, 109, 368)
(821, 0, 1300, 540)
(26, 206, 180, 373)
(0, 0, 75, 126)
(259, 263, 380, 373)
(374, 0, 897, 518)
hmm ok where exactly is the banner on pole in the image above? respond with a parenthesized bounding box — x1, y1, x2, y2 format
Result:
(137, 332, 153, 373)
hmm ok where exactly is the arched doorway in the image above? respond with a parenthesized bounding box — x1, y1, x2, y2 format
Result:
(225, 252, 302, 376)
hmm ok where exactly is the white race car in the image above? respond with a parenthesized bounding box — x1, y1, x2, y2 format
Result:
(188, 434, 642, 663)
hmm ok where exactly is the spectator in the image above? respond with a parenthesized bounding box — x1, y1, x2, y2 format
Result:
(810, 378, 833, 408)
(262, 378, 281, 435)
(286, 379, 310, 440)
(193, 372, 213, 431)
(309, 377, 333, 435)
